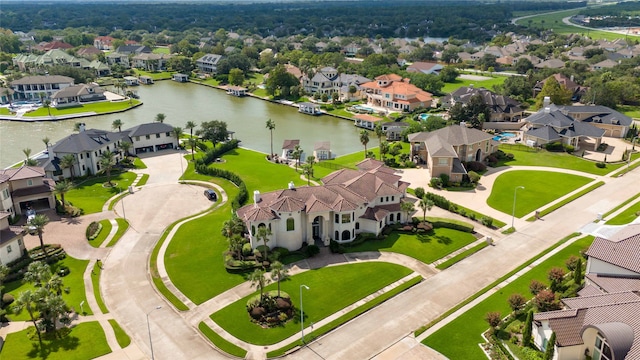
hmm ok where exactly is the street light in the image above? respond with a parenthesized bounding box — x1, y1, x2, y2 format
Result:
(146, 306, 162, 360)
(300, 285, 310, 344)
(512, 186, 525, 229)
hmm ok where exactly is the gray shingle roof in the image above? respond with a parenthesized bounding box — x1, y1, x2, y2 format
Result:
(11, 75, 74, 86)
(52, 129, 129, 153)
(558, 105, 633, 127)
(126, 123, 174, 137)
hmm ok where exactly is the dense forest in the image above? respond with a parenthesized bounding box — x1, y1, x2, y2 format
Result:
(1, 1, 586, 42)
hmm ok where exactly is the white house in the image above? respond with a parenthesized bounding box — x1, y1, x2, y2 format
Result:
(51, 83, 107, 108)
(126, 123, 178, 154)
(0, 212, 26, 266)
(196, 54, 223, 74)
(237, 159, 409, 251)
(10, 75, 75, 100)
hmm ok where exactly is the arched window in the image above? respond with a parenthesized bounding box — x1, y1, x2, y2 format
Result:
(342, 230, 350, 241)
(258, 223, 266, 228)
(390, 213, 394, 222)
(355, 222, 360, 230)
(397, 213, 401, 222)
(286, 218, 295, 231)
(335, 231, 339, 240)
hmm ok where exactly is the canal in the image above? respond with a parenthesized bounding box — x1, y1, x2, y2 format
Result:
(0, 81, 363, 168)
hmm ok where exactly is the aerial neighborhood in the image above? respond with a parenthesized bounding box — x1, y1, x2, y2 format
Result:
(0, 1, 640, 360)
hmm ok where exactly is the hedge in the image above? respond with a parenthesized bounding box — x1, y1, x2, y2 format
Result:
(195, 139, 240, 166)
(425, 192, 503, 228)
(427, 217, 474, 233)
(195, 165, 248, 210)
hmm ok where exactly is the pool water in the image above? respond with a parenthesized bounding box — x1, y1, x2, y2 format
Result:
(492, 132, 518, 141)
(419, 113, 430, 121)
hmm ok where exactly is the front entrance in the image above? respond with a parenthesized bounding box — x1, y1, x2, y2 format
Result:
(475, 148, 482, 162)
(312, 216, 324, 245)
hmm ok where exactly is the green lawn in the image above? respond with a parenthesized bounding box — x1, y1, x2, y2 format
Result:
(152, 47, 170, 54)
(343, 229, 477, 264)
(107, 218, 129, 247)
(89, 219, 112, 248)
(23, 100, 141, 117)
(132, 157, 147, 169)
(605, 200, 640, 225)
(246, 72, 264, 86)
(213, 148, 307, 193)
(441, 75, 507, 94)
(487, 171, 592, 217)
(0, 107, 10, 115)
(133, 69, 173, 80)
(198, 322, 247, 358)
(0, 322, 111, 360)
(618, 105, 640, 119)
(92, 262, 108, 314)
(436, 242, 490, 270)
(137, 174, 150, 186)
(108, 319, 131, 348)
(211, 262, 412, 345)
(251, 88, 268, 97)
(66, 172, 137, 214)
(6, 257, 93, 321)
(422, 235, 595, 360)
(165, 179, 246, 305)
(527, 181, 604, 221)
(498, 144, 632, 176)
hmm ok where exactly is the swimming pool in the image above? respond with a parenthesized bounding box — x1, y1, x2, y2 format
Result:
(352, 105, 375, 113)
(418, 113, 430, 121)
(492, 132, 518, 141)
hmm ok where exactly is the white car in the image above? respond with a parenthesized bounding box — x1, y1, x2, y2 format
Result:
(25, 209, 37, 234)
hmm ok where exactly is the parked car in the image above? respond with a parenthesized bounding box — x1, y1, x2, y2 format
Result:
(204, 189, 217, 201)
(25, 208, 37, 234)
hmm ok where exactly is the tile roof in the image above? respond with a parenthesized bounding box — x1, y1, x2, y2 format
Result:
(0, 166, 46, 181)
(586, 274, 640, 294)
(314, 141, 330, 151)
(586, 224, 640, 274)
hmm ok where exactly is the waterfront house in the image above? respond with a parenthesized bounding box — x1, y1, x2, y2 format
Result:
(0, 212, 26, 266)
(226, 86, 247, 97)
(360, 74, 433, 113)
(106, 52, 130, 68)
(354, 114, 382, 130)
(139, 76, 154, 85)
(0, 88, 19, 105)
(382, 122, 409, 141)
(172, 73, 189, 82)
(236, 158, 409, 250)
(313, 141, 331, 160)
(301, 67, 370, 101)
(441, 86, 525, 122)
(0, 166, 55, 215)
(51, 83, 107, 108)
(298, 102, 321, 115)
(281, 140, 300, 160)
(132, 53, 172, 72)
(408, 124, 497, 182)
(12, 49, 108, 76)
(195, 54, 224, 74)
(126, 123, 178, 154)
(123, 76, 140, 86)
(10, 75, 75, 100)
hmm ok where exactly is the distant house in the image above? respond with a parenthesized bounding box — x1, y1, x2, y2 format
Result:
(139, 76, 154, 85)
(313, 141, 331, 160)
(382, 122, 409, 141)
(106, 52, 130, 68)
(94, 36, 115, 50)
(126, 123, 178, 154)
(298, 102, 321, 115)
(13, 49, 104, 74)
(408, 124, 497, 182)
(281, 140, 300, 160)
(354, 114, 383, 130)
(0, 166, 55, 215)
(195, 54, 223, 74)
(172, 73, 189, 82)
(10, 75, 75, 100)
(406, 62, 444, 75)
(0, 212, 26, 266)
(360, 74, 433, 112)
(76, 46, 103, 59)
(51, 83, 107, 108)
(236, 159, 409, 250)
(301, 67, 370, 101)
(441, 86, 525, 122)
(115, 45, 152, 55)
(591, 59, 617, 71)
(123, 76, 139, 86)
(535, 59, 565, 70)
(34, 41, 73, 51)
(533, 74, 588, 102)
(131, 53, 172, 72)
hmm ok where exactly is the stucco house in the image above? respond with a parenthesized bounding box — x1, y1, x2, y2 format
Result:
(406, 62, 444, 75)
(0, 212, 26, 266)
(360, 74, 433, 112)
(408, 124, 497, 182)
(301, 67, 370, 101)
(51, 83, 107, 108)
(313, 141, 331, 160)
(533, 224, 640, 360)
(125, 123, 179, 154)
(0, 166, 55, 215)
(441, 86, 525, 122)
(10, 75, 75, 100)
(236, 159, 409, 251)
(131, 53, 172, 72)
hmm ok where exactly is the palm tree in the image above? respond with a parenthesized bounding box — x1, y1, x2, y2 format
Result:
(42, 137, 50, 152)
(3, 89, 12, 107)
(266, 119, 275, 160)
(172, 126, 183, 149)
(185, 121, 197, 138)
(43, 99, 52, 117)
(155, 113, 166, 123)
(22, 148, 32, 162)
(374, 123, 385, 159)
(228, 235, 245, 261)
(187, 137, 198, 161)
(249, 269, 269, 304)
(256, 226, 272, 261)
(98, 150, 116, 186)
(359, 129, 370, 159)
(54, 180, 73, 206)
(400, 200, 415, 224)
(291, 144, 302, 171)
(60, 154, 77, 179)
(270, 261, 289, 297)
(13, 290, 43, 346)
(28, 214, 50, 257)
(112, 119, 123, 132)
(118, 141, 132, 159)
(417, 197, 434, 222)
(221, 215, 245, 238)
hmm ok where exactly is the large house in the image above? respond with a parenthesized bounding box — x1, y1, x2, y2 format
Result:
(51, 83, 107, 108)
(195, 54, 223, 74)
(236, 159, 409, 250)
(0, 166, 55, 215)
(406, 61, 444, 75)
(126, 123, 179, 154)
(533, 74, 588, 102)
(533, 225, 640, 360)
(360, 74, 433, 112)
(441, 86, 525, 122)
(301, 67, 370, 101)
(0, 212, 26, 266)
(12, 49, 109, 76)
(408, 124, 497, 182)
(132, 53, 172, 72)
(10, 75, 75, 100)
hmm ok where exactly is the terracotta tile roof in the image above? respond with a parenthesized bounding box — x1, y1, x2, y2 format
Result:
(562, 291, 640, 309)
(0, 166, 45, 181)
(314, 141, 330, 151)
(578, 284, 605, 297)
(586, 273, 640, 294)
(360, 207, 389, 221)
(270, 197, 305, 212)
(586, 224, 640, 274)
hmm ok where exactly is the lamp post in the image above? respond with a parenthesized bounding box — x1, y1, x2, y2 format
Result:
(300, 284, 310, 344)
(146, 306, 162, 360)
(512, 186, 525, 229)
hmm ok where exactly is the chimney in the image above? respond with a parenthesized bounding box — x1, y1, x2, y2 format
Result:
(544, 107, 551, 114)
(253, 190, 261, 206)
(288, 181, 295, 190)
(79, 123, 86, 132)
(543, 96, 550, 108)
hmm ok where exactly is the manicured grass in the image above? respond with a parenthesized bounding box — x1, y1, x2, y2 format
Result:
(251, 88, 268, 97)
(487, 171, 592, 217)
(446, 202, 508, 229)
(601, 192, 640, 219)
(441, 75, 507, 94)
(618, 105, 640, 119)
(422, 235, 594, 360)
(436, 242, 489, 270)
(343, 229, 477, 264)
(211, 262, 412, 345)
(23, 100, 141, 117)
(137, 174, 150, 186)
(165, 179, 246, 305)
(66, 172, 137, 214)
(108, 319, 131, 348)
(152, 47, 170, 54)
(89, 219, 112, 248)
(1, 322, 111, 360)
(6, 257, 93, 321)
(92, 262, 108, 314)
(133, 69, 173, 80)
(266, 275, 423, 358)
(198, 322, 247, 358)
(106, 218, 129, 247)
(605, 200, 640, 225)
(213, 147, 307, 193)
(0, 107, 11, 115)
(611, 156, 640, 177)
(498, 144, 628, 176)
(246, 72, 264, 86)
(526, 181, 604, 221)
(132, 157, 147, 169)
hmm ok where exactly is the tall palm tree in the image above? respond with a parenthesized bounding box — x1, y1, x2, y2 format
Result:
(172, 126, 183, 149)
(112, 119, 123, 132)
(22, 148, 32, 161)
(187, 137, 198, 161)
(249, 269, 269, 304)
(155, 113, 166, 123)
(400, 200, 415, 224)
(28, 214, 50, 257)
(42, 137, 50, 152)
(374, 123, 385, 159)
(221, 215, 245, 238)
(54, 180, 73, 206)
(270, 261, 289, 298)
(266, 119, 275, 160)
(13, 290, 43, 346)
(43, 100, 52, 117)
(22, 148, 37, 166)
(359, 129, 370, 159)
(185, 121, 197, 138)
(291, 144, 302, 171)
(98, 150, 116, 186)
(256, 226, 271, 261)
(59, 154, 77, 179)
(118, 141, 132, 159)
(417, 197, 434, 222)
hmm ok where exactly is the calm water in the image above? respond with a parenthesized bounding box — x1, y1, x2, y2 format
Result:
(0, 81, 362, 167)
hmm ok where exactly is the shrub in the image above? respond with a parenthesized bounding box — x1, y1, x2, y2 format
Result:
(563, 144, 574, 153)
(439, 173, 450, 187)
(57, 265, 71, 277)
(507, 293, 526, 313)
(414, 187, 425, 199)
(565, 255, 580, 271)
(485, 155, 498, 166)
(430, 177, 443, 189)
(533, 289, 561, 312)
(85, 221, 102, 241)
(485, 311, 502, 331)
(468, 171, 481, 184)
(242, 243, 253, 257)
(465, 161, 487, 173)
(596, 162, 606, 168)
(529, 279, 546, 295)
(2, 293, 15, 306)
(305, 244, 320, 257)
(545, 142, 564, 152)
(480, 216, 494, 228)
(329, 240, 345, 254)
(430, 219, 474, 232)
